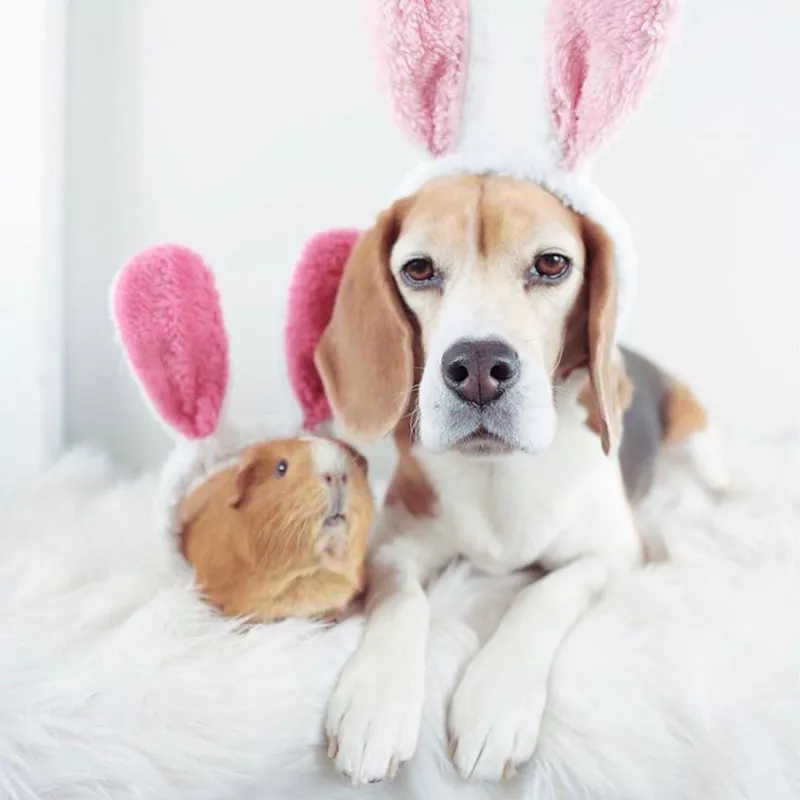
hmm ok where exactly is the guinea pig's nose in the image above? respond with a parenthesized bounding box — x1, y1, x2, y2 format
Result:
(323, 471, 348, 489)
(323, 469, 349, 526)
(441, 339, 520, 407)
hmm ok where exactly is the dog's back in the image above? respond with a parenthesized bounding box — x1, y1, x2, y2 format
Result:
(620, 347, 729, 501)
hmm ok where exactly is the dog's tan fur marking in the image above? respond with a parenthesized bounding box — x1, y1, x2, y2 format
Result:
(314, 203, 415, 443)
(661, 378, 709, 445)
(385, 419, 438, 519)
(579, 364, 634, 439)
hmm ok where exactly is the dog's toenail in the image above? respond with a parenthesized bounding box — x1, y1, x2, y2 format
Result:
(326, 736, 339, 759)
(502, 760, 517, 780)
(447, 739, 458, 760)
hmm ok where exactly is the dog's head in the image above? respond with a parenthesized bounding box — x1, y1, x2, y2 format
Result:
(315, 174, 622, 459)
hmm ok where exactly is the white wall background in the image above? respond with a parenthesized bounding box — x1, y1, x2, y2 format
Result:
(64, 0, 799, 471)
(0, 1, 66, 500)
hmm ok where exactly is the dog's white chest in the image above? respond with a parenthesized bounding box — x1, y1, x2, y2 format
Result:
(461, 472, 563, 574)
(421, 421, 610, 576)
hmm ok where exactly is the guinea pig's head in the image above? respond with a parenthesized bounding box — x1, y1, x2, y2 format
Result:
(179, 436, 374, 588)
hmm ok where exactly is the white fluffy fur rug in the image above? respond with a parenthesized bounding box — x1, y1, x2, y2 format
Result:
(1, 432, 799, 800)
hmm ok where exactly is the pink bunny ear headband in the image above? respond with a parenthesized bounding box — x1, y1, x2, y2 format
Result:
(112, 246, 296, 541)
(285, 0, 683, 432)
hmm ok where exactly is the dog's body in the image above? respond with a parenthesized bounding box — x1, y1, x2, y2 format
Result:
(316, 175, 727, 784)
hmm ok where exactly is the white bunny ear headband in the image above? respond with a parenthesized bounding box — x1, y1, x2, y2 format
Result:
(284, 0, 684, 432)
(376, 0, 683, 333)
(376, 0, 682, 168)
(284, 0, 683, 430)
(112, 245, 295, 541)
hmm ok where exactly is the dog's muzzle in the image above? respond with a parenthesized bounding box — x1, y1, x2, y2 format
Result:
(436, 338, 524, 455)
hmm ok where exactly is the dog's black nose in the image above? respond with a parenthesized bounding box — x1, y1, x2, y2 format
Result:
(441, 339, 520, 407)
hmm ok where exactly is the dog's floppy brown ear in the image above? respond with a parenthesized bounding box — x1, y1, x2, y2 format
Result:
(583, 218, 623, 456)
(314, 205, 413, 442)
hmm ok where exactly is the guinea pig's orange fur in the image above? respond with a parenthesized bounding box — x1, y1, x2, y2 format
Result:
(179, 438, 374, 623)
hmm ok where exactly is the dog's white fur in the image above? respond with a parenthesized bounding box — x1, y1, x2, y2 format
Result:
(0, 433, 798, 799)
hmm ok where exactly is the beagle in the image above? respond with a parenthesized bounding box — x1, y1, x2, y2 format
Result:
(316, 174, 727, 784)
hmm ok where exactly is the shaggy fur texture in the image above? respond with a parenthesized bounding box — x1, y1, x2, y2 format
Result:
(370, 0, 469, 156)
(284, 230, 361, 431)
(113, 245, 229, 440)
(545, 0, 683, 169)
(0, 432, 798, 799)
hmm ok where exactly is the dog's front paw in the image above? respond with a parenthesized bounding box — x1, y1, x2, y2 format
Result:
(326, 644, 425, 784)
(448, 645, 547, 782)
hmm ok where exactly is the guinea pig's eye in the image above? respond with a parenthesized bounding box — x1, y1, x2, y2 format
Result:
(275, 459, 288, 478)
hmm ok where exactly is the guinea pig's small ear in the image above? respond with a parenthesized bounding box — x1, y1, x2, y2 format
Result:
(285, 229, 361, 432)
(369, 0, 470, 156)
(112, 245, 229, 440)
(314, 204, 414, 443)
(545, 0, 683, 170)
(227, 449, 265, 509)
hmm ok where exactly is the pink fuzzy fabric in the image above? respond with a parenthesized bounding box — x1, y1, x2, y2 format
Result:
(113, 245, 229, 440)
(285, 229, 360, 431)
(545, 0, 683, 170)
(370, 0, 469, 157)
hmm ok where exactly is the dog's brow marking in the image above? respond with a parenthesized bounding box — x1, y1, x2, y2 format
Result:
(476, 180, 486, 258)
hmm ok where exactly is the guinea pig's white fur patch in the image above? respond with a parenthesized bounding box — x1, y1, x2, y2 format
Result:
(305, 436, 349, 478)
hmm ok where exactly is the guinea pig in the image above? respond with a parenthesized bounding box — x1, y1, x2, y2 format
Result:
(178, 435, 374, 624)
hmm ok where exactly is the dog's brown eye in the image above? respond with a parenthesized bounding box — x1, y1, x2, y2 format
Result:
(401, 256, 438, 286)
(275, 459, 288, 477)
(531, 252, 571, 282)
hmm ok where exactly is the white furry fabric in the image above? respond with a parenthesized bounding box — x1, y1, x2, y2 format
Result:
(1, 433, 799, 800)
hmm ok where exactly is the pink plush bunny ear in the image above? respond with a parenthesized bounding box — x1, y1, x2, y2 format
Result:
(285, 229, 360, 431)
(369, 0, 470, 157)
(112, 245, 229, 440)
(545, 0, 683, 170)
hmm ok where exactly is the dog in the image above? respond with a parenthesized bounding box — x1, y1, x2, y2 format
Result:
(315, 174, 728, 784)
